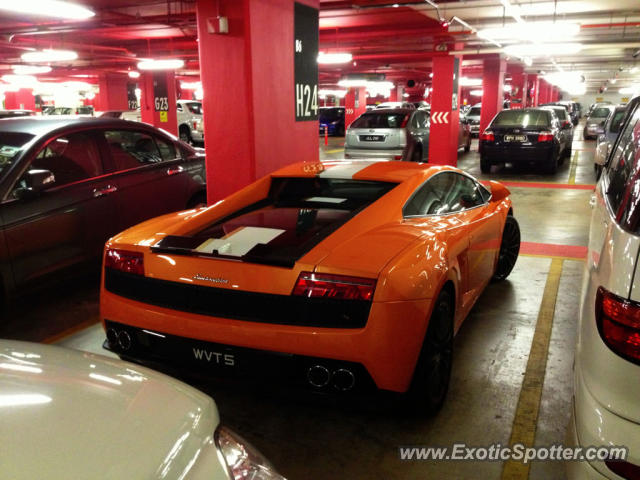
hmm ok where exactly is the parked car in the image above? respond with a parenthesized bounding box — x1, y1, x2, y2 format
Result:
(345, 108, 429, 161)
(374, 101, 415, 109)
(43, 106, 94, 116)
(0, 110, 34, 119)
(177, 99, 204, 145)
(567, 94, 640, 480)
(584, 105, 614, 140)
(413, 101, 430, 110)
(464, 105, 482, 136)
(479, 107, 569, 174)
(588, 101, 612, 117)
(594, 104, 628, 178)
(556, 101, 580, 125)
(541, 105, 574, 157)
(318, 106, 345, 136)
(0, 117, 206, 301)
(0, 339, 284, 479)
(100, 160, 520, 415)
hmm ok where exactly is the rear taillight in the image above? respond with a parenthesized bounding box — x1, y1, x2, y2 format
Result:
(394, 154, 403, 160)
(105, 248, 144, 276)
(292, 272, 376, 301)
(480, 130, 494, 142)
(605, 459, 640, 479)
(596, 287, 640, 364)
(193, 121, 198, 129)
(537, 131, 554, 142)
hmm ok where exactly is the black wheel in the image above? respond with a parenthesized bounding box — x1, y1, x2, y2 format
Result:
(411, 146, 422, 162)
(545, 152, 559, 174)
(186, 192, 207, 209)
(179, 126, 193, 145)
(480, 157, 491, 173)
(493, 215, 520, 281)
(464, 136, 471, 152)
(405, 289, 454, 415)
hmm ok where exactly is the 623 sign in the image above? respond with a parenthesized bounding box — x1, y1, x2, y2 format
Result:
(154, 96, 169, 111)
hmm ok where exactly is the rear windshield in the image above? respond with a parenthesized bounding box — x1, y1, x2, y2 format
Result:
(545, 108, 567, 120)
(592, 108, 611, 118)
(351, 113, 408, 129)
(611, 110, 627, 133)
(0, 132, 34, 173)
(492, 110, 551, 127)
(319, 108, 343, 122)
(467, 107, 481, 116)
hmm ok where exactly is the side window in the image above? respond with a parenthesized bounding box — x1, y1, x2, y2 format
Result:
(404, 173, 485, 217)
(11, 132, 102, 197)
(155, 136, 177, 161)
(176, 104, 183, 112)
(104, 130, 164, 170)
(606, 104, 640, 216)
(411, 113, 420, 129)
(417, 111, 428, 128)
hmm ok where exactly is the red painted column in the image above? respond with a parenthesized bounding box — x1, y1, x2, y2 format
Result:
(97, 73, 129, 111)
(527, 74, 539, 107)
(428, 55, 461, 166)
(139, 71, 178, 136)
(344, 87, 366, 128)
(4, 89, 35, 110)
(510, 70, 527, 110)
(196, 0, 319, 202)
(388, 86, 398, 102)
(479, 55, 506, 136)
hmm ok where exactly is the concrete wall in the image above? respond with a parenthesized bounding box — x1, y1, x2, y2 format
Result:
(564, 92, 633, 112)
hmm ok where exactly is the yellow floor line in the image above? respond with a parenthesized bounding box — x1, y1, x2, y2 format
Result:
(501, 258, 564, 480)
(43, 319, 100, 345)
(520, 252, 584, 262)
(324, 148, 345, 154)
(568, 150, 579, 185)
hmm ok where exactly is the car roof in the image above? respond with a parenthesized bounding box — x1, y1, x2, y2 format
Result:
(0, 116, 157, 138)
(363, 108, 415, 114)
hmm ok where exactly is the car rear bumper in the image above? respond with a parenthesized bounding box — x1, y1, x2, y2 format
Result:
(479, 143, 554, 163)
(344, 147, 405, 160)
(101, 288, 432, 392)
(469, 124, 480, 134)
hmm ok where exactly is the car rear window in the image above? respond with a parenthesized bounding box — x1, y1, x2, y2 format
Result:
(350, 113, 408, 129)
(468, 107, 481, 116)
(492, 110, 550, 127)
(545, 108, 567, 120)
(319, 109, 343, 122)
(0, 132, 34, 173)
(185, 102, 202, 115)
(592, 108, 611, 118)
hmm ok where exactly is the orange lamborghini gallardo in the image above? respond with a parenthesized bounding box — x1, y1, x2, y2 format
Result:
(101, 160, 519, 413)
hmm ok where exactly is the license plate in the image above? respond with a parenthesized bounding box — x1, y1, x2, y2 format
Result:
(504, 135, 527, 142)
(191, 345, 237, 368)
(359, 135, 384, 142)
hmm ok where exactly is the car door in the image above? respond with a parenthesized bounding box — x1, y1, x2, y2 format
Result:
(0, 130, 118, 287)
(411, 111, 429, 159)
(98, 128, 190, 232)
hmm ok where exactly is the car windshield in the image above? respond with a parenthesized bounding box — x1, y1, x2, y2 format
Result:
(492, 110, 550, 127)
(467, 107, 481, 116)
(185, 102, 202, 114)
(0, 132, 34, 174)
(610, 110, 627, 133)
(350, 112, 408, 129)
(319, 109, 343, 122)
(592, 108, 611, 118)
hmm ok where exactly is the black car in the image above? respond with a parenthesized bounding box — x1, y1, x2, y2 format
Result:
(318, 107, 345, 136)
(0, 110, 34, 119)
(541, 105, 573, 157)
(479, 108, 569, 174)
(0, 117, 206, 300)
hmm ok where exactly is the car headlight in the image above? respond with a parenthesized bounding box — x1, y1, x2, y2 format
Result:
(215, 426, 286, 480)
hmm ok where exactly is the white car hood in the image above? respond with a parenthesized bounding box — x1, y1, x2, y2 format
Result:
(0, 340, 224, 480)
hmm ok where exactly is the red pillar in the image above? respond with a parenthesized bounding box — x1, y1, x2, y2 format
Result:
(389, 86, 398, 102)
(510, 70, 527, 110)
(479, 55, 506, 136)
(428, 55, 461, 166)
(196, 0, 319, 202)
(527, 74, 539, 107)
(139, 71, 178, 136)
(345, 87, 366, 128)
(4, 89, 35, 110)
(97, 73, 129, 111)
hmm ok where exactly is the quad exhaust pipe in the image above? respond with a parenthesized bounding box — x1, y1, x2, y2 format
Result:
(106, 328, 132, 351)
(306, 365, 355, 391)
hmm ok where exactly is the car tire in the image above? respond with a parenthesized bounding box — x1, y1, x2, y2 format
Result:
(186, 192, 207, 209)
(545, 152, 559, 174)
(411, 146, 422, 162)
(179, 126, 193, 145)
(492, 215, 520, 281)
(480, 157, 491, 173)
(404, 289, 454, 415)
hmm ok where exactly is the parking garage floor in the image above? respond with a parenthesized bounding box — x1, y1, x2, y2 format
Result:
(1, 124, 596, 480)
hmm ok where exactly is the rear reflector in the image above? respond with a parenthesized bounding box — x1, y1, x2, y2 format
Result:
(596, 286, 640, 364)
(480, 130, 494, 142)
(105, 248, 144, 276)
(605, 459, 640, 479)
(538, 131, 554, 142)
(292, 272, 376, 301)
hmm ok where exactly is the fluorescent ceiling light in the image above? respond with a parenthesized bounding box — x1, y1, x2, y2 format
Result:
(478, 22, 580, 42)
(12, 65, 51, 75)
(503, 85, 512, 92)
(460, 77, 482, 87)
(0, 0, 94, 20)
(1, 74, 38, 88)
(61, 81, 92, 91)
(504, 43, 582, 57)
(21, 49, 78, 63)
(317, 52, 353, 64)
(318, 89, 347, 98)
(128, 71, 140, 79)
(499, 0, 524, 24)
(137, 59, 184, 71)
(181, 81, 202, 90)
(470, 89, 483, 96)
(402, 93, 410, 98)
(620, 86, 639, 95)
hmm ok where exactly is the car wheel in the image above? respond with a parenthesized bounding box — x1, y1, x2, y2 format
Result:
(405, 289, 453, 415)
(187, 192, 207, 209)
(464, 137, 471, 152)
(492, 215, 520, 281)
(545, 152, 559, 174)
(480, 157, 491, 173)
(179, 126, 193, 145)
(411, 146, 422, 162)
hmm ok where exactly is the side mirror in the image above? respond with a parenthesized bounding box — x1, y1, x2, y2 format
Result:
(25, 169, 55, 194)
(594, 142, 612, 167)
(488, 181, 510, 203)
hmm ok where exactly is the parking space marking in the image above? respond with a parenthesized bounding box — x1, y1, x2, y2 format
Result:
(568, 150, 579, 185)
(43, 319, 99, 345)
(501, 258, 564, 480)
(520, 241, 586, 260)
(324, 148, 345, 154)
